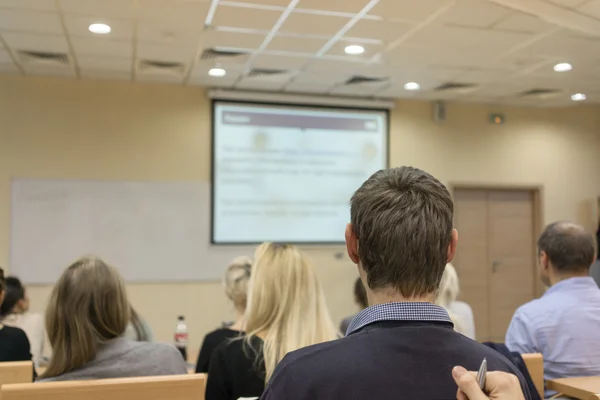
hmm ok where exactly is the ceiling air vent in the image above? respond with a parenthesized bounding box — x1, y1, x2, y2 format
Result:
(137, 60, 185, 75)
(247, 68, 288, 78)
(345, 75, 388, 85)
(434, 82, 478, 94)
(519, 88, 562, 100)
(17, 50, 70, 66)
(200, 48, 248, 60)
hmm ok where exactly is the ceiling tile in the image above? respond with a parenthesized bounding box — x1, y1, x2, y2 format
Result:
(325, 40, 383, 58)
(493, 12, 556, 33)
(188, 67, 240, 87)
(0, 49, 11, 63)
(304, 57, 366, 74)
(0, 62, 18, 73)
(367, 0, 452, 23)
(204, 29, 266, 50)
(57, 0, 136, 18)
(137, 22, 200, 49)
(2, 32, 69, 52)
(196, 55, 251, 71)
(24, 64, 75, 77)
(266, 35, 328, 53)
(135, 73, 184, 84)
(520, 33, 600, 60)
(438, 0, 513, 28)
(236, 78, 287, 90)
(330, 81, 388, 96)
(137, 1, 210, 30)
(137, 42, 196, 63)
(64, 15, 133, 41)
(251, 53, 310, 69)
(77, 54, 131, 71)
(0, 9, 63, 34)
(71, 37, 131, 57)
(219, 0, 289, 6)
(578, 0, 600, 19)
(80, 69, 131, 81)
(0, 0, 55, 11)
(279, 12, 351, 35)
(547, 0, 588, 8)
(344, 19, 412, 44)
(289, 70, 352, 84)
(211, 5, 282, 31)
(284, 80, 333, 93)
(296, 0, 370, 13)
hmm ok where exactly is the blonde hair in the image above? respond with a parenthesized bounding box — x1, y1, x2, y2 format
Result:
(223, 256, 252, 311)
(244, 243, 337, 382)
(435, 263, 465, 335)
(42, 256, 130, 379)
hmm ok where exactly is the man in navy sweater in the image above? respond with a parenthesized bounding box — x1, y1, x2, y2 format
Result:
(261, 166, 531, 400)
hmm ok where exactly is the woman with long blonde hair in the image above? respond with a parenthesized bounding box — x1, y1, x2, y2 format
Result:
(435, 263, 476, 339)
(205, 243, 337, 400)
(40, 256, 187, 381)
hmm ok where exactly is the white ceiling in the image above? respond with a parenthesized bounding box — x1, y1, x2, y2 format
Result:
(1, 0, 600, 105)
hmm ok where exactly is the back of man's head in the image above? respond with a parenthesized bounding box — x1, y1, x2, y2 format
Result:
(350, 166, 453, 297)
(538, 221, 596, 273)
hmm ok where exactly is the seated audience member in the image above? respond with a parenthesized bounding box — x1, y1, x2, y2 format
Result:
(453, 366, 525, 400)
(0, 268, 33, 366)
(39, 256, 187, 381)
(435, 263, 476, 339)
(124, 306, 153, 342)
(505, 221, 600, 398)
(589, 221, 600, 286)
(339, 277, 368, 335)
(195, 256, 251, 373)
(205, 243, 338, 400)
(261, 167, 531, 400)
(0, 276, 46, 366)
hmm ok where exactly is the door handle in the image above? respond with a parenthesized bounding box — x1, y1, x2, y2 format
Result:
(492, 260, 501, 273)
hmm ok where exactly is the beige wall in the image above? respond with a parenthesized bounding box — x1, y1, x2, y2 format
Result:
(1, 75, 599, 355)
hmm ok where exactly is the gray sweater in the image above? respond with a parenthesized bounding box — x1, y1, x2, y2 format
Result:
(39, 337, 187, 382)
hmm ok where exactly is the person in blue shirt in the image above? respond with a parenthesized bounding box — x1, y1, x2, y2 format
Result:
(505, 221, 600, 398)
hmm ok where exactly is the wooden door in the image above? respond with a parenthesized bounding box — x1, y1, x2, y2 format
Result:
(453, 188, 537, 342)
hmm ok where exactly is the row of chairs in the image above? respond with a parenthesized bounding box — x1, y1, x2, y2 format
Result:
(2, 354, 595, 400)
(0, 362, 206, 400)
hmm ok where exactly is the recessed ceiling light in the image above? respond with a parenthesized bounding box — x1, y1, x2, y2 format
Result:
(571, 93, 586, 101)
(344, 45, 364, 55)
(554, 62, 572, 72)
(88, 23, 111, 34)
(404, 82, 421, 91)
(208, 68, 226, 77)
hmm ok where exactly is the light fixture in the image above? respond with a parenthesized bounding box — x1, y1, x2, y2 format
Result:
(404, 82, 421, 91)
(208, 68, 226, 77)
(554, 62, 572, 72)
(344, 45, 364, 55)
(88, 23, 111, 34)
(571, 93, 586, 101)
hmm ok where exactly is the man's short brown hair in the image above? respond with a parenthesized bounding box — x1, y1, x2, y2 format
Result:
(350, 167, 454, 297)
(538, 221, 596, 272)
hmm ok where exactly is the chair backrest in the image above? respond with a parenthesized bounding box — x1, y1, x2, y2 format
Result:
(1, 374, 206, 400)
(0, 361, 33, 385)
(589, 394, 600, 400)
(521, 353, 544, 398)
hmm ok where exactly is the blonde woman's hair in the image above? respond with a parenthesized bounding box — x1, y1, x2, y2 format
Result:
(223, 256, 252, 311)
(42, 256, 130, 379)
(435, 263, 460, 307)
(244, 243, 337, 383)
(435, 263, 465, 335)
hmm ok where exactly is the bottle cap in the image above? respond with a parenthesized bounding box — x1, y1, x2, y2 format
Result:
(178, 315, 184, 320)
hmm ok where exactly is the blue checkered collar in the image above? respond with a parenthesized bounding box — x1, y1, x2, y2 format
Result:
(346, 302, 452, 336)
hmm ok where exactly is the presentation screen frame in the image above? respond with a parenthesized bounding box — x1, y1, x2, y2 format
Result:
(210, 99, 390, 245)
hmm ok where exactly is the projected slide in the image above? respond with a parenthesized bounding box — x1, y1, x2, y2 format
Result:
(212, 101, 388, 243)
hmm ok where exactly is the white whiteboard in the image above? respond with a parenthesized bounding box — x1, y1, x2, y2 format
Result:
(10, 179, 253, 284)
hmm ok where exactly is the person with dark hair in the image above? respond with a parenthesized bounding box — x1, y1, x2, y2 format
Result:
(261, 167, 531, 400)
(339, 277, 368, 335)
(0, 276, 45, 367)
(0, 269, 34, 371)
(589, 219, 600, 287)
(506, 221, 600, 398)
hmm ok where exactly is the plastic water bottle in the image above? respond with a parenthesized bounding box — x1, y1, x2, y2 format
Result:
(174, 315, 188, 361)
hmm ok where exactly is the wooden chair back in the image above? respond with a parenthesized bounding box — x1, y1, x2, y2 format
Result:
(0, 362, 33, 385)
(1, 374, 206, 400)
(521, 353, 543, 398)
